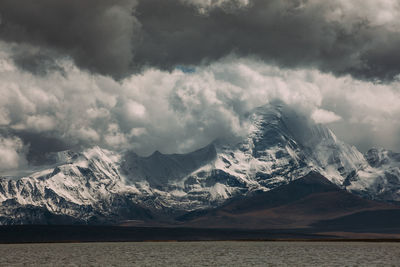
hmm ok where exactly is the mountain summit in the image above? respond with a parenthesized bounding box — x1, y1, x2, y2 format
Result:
(0, 103, 399, 224)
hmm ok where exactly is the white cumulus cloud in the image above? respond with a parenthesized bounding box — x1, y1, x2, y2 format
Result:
(312, 109, 342, 124)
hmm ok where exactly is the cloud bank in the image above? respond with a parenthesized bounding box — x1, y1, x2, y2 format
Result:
(0, 136, 27, 170)
(0, 1, 400, 172)
(1, 45, 400, 170)
(1, 0, 400, 81)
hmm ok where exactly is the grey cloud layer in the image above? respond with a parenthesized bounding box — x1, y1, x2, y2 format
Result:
(1, 0, 400, 80)
(0, 0, 140, 79)
(1, 47, 400, 171)
(1, 0, 400, 172)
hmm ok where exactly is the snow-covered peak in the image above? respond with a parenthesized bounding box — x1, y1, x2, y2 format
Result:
(0, 103, 399, 224)
(247, 103, 338, 150)
(366, 148, 400, 168)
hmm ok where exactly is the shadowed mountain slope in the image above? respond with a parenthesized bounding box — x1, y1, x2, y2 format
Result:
(178, 172, 399, 230)
(1, 103, 400, 225)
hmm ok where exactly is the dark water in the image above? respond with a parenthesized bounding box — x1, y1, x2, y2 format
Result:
(0, 241, 399, 266)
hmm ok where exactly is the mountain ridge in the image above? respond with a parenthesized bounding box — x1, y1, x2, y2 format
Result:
(0, 103, 399, 225)
(175, 171, 399, 229)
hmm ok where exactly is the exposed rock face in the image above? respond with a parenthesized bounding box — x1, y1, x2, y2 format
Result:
(0, 103, 399, 224)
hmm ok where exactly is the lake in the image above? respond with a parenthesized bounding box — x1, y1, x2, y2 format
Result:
(0, 241, 399, 266)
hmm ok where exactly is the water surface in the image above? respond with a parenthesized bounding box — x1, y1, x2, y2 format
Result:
(0, 241, 399, 266)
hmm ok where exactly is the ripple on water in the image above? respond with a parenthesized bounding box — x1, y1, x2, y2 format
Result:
(0, 241, 399, 266)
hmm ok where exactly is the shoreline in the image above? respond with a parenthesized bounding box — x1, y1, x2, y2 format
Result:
(1, 225, 400, 244)
(1, 239, 400, 245)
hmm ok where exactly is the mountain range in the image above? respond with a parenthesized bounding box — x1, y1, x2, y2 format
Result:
(1, 102, 399, 232)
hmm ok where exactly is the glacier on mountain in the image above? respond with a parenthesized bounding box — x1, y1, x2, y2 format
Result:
(0, 103, 399, 224)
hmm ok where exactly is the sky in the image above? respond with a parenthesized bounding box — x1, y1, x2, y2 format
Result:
(0, 0, 400, 171)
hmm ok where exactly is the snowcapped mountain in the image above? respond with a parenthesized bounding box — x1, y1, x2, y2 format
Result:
(0, 103, 399, 224)
(0, 148, 152, 224)
(346, 148, 400, 202)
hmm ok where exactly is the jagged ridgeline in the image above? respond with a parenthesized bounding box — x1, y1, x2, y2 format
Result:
(0, 103, 399, 224)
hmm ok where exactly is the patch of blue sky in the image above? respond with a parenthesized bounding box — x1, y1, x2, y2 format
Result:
(175, 65, 196, 73)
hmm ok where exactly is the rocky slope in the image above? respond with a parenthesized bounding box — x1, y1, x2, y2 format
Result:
(0, 103, 399, 224)
(177, 172, 400, 229)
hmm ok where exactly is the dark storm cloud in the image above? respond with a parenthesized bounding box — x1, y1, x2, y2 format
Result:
(0, 0, 400, 171)
(0, 0, 140, 79)
(11, 46, 66, 76)
(134, 0, 400, 82)
(1, 0, 400, 81)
